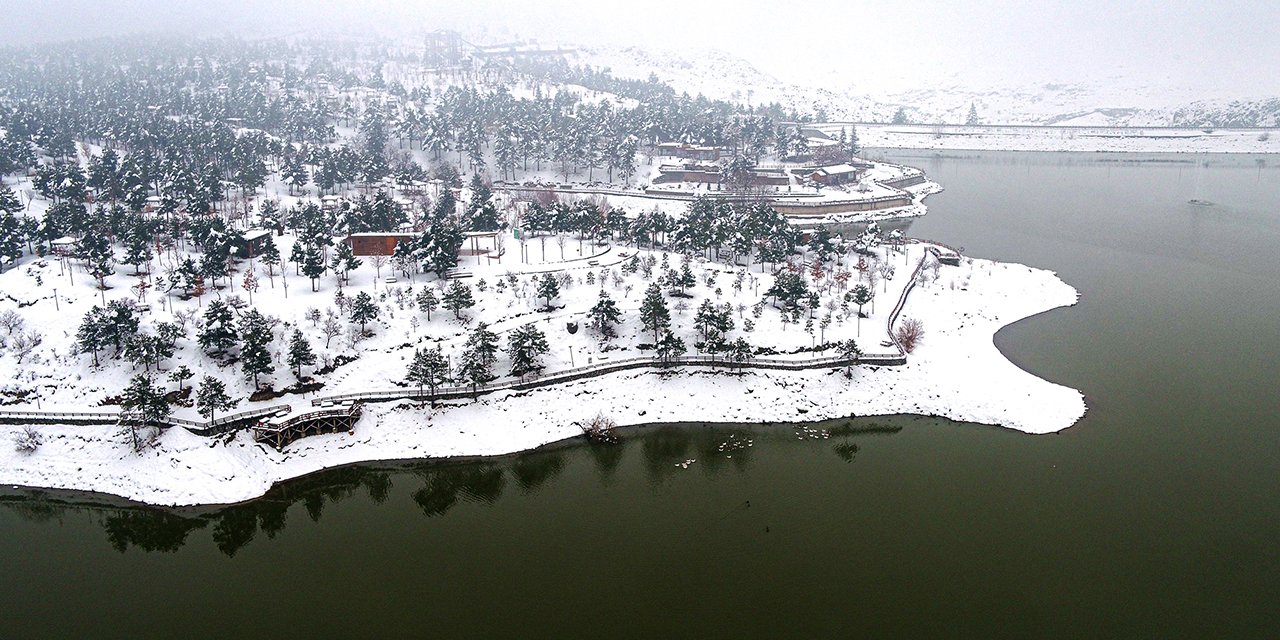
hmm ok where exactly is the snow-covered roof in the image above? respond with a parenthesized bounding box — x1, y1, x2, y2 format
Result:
(241, 229, 272, 242)
(815, 164, 859, 176)
(51, 236, 77, 246)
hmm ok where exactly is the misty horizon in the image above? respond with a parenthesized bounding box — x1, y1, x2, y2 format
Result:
(4, 0, 1280, 100)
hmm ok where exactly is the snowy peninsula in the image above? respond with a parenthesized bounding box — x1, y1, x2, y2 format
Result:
(0, 241, 1084, 506)
(0, 32, 1085, 507)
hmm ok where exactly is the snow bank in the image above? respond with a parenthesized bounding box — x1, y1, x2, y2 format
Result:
(0, 255, 1084, 506)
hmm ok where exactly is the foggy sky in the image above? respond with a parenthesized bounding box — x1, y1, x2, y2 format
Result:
(5, 0, 1279, 98)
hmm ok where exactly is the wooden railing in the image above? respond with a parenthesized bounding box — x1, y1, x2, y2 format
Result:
(0, 403, 291, 436)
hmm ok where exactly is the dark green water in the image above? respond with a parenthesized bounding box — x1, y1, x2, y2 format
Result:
(4, 151, 1279, 638)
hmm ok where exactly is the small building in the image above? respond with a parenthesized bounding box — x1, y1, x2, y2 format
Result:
(346, 232, 418, 257)
(810, 164, 862, 186)
(51, 236, 78, 258)
(235, 229, 274, 259)
(144, 195, 163, 213)
(656, 142, 724, 162)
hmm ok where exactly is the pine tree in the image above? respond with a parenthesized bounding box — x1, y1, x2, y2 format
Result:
(120, 373, 169, 452)
(966, 102, 980, 126)
(838, 338, 862, 374)
(405, 347, 429, 394)
(416, 286, 439, 320)
(288, 241, 306, 276)
(458, 324, 500, 391)
(535, 272, 560, 308)
(656, 329, 686, 364)
(122, 222, 153, 274)
(639, 282, 670, 343)
(0, 213, 24, 271)
(283, 155, 310, 194)
(406, 345, 450, 396)
(350, 291, 379, 333)
(198, 300, 239, 355)
(466, 173, 502, 231)
(81, 232, 115, 289)
(195, 375, 238, 424)
(506, 323, 550, 378)
(464, 322, 500, 368)
(442, 279, 474, 319)
(287, 329, 316, 379)
(169, 365, 194, 391)
(694, 299, 719, 341)
(678, 262, 696, 294)
(587, 290, 622, 339)
(330, 241, 362, 286)
(848, 284, 874, 317)
(259, 235, 281, 287)
(727, 337, 754, 363)
(301, 244, 325, 291)
(76, 306, 107, 367)
(766, 270, 809, 310)
(239, 309, 275, 387)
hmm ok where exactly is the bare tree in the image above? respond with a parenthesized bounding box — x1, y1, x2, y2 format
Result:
(895, 317, 925, 353)
(0, 309, 23, 335)
(321, 315, 342, 349)
(11, 329, 42, 363)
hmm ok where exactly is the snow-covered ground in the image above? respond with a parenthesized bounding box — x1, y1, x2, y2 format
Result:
(0, 249, 1084, 506)
(577, 44, 1280, 136)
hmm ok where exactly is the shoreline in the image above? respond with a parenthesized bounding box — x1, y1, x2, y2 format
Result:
(842, 123, 1280, 155)
(0, 253, 1085, 507)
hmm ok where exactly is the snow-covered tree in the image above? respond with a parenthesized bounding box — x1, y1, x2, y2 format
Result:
(587, 290, 622, 339)
(416, 287, 439, 320)
(119, 373, 169, 452)
(442, 279, 475, 319)
(639, 282, 670, 343)
(198, 300, 239, 355)
(349, 291, 379, 333)
(287, 329, 316, 379)
(506, 323, 550, 378)
(239, 309, 275, 387)
(406, 345, 449, 396)
(535, 272, 560, 308)
(655, 329, 686, 364)
(195, 375, 238, 423)
(169, 365, 194, 391)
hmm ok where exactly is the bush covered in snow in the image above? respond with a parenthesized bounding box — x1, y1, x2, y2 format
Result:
(12, 426, 42, 453)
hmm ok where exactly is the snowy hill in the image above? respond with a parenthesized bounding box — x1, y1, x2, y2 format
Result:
(576, 45, 1280, 128)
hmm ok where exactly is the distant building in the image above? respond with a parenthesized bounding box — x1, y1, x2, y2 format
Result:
(809, 164, 863, 186)
(345, 233, 418, 257)
(656, 142, 725, 162)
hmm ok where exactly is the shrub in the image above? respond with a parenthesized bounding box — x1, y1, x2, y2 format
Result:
(13, 426, 42, 453)
(581, 412, 619, 444)
(896, 317, 925, 353)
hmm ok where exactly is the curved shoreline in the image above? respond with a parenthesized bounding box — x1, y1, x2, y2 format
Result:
(0, 254, 1085, 507)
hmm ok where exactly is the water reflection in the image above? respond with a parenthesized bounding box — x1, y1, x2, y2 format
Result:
(1, 418, 903, 556)
(104, 510, 208, 553)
